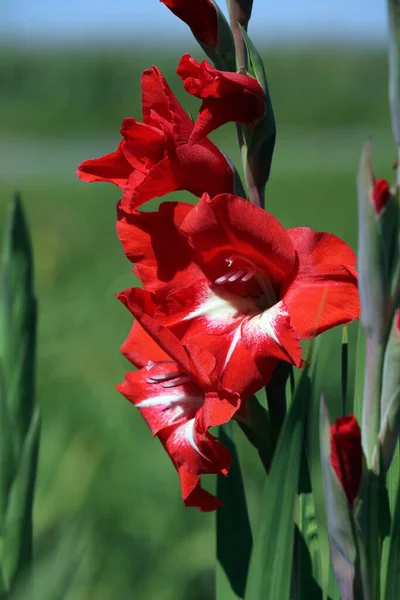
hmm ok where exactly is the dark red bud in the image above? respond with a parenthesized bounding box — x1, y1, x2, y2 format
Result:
(330, 415, 362, 506)
(372, 178, 391, 215)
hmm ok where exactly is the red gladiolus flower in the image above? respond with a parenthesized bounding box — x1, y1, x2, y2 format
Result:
(371, 178, 391, 215)
(177, 54, 265, 143)
(77, 67, 234, 212)
(118, 319, 240, 511)
(160, 0, 218, 48)
(117, 194, 360, 393)
(330, 415, 362, 506)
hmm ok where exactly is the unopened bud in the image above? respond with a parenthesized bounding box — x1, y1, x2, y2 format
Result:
(371, 178, 391, 215)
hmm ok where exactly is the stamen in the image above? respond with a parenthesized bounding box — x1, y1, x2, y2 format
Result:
(161, 375, 192, 388)
(146, 370, 184, 383)
(241, 269, 256, 282)
(227, 270, 246, 282)
(215, 270, 237, 284)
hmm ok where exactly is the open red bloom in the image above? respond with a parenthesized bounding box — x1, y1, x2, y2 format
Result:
(117, 194, 359, 394)
(160, 0, 218, 48)
(177, 54, 265, 143)
(118, 319, 240, 511)
(77, 66, 233, 212)
(330, 415, 362, 506)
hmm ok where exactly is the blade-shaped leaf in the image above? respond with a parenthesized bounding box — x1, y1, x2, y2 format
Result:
(216, 424, 252, 600)
(244, 370, 310, 600)
(384, 441, 400, 599)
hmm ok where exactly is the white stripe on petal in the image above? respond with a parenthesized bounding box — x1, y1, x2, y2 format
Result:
(182, 287, 256, 327)
(223, 325, 242, 369)
(254, 301, 288, 347)
(183, 419, 210, 461)
(136, 394, 203, 408)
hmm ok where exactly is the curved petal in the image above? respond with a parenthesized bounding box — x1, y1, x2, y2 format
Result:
(121, 320, 171, 368)
(120, 143, 234, 212)
(180, 193, 296, 286)
(76, 142, 132, 187)
(141, 66, 194, 144)
(177, 55, 265, 142)
(287, 227, 357, 279)
(116, 201, 198, 291)
(241, 301, 302, 367)
(120, 118, 166, 169)
(178, 467, 223, 511)
(283, 228, 359, 338)
(118, 363, 231, 511)
(161, 1, 218, 49)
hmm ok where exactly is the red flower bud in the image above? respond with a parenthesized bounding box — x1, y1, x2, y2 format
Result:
(177, 54, 265, 142)
(160, 0, 218, 49)
(371, 178, 391, 215)
(396, 308, 400, 336)
(330, 415, 362, 506)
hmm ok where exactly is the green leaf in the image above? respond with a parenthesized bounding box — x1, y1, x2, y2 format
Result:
(379, 310, 400, 469)
(1, 408, 40, 587)
(353, 322, 366, 426)
(0, 195, 39, 592)
(387, 0, 400, 151)
(383, 440, 400, 598)
(357, 140, 387, 342)
(303, 346, 333, 600)
(216, 424, 252, 600)
(384, 471, 400, 599)
(239, 26, 276, 192)
(199, 1, 236, 72)
(244, 370, 309, 600)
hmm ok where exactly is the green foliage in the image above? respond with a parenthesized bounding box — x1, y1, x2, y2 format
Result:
(216, 425, 252, 600)
(0, 196, 39, 594)
(244, 369, 310, 600)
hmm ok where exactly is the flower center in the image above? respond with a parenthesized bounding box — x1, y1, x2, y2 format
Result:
(215, 255, 278, 310)
(145, 361, 192, 388)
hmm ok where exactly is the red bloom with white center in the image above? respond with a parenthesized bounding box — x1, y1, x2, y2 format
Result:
(330, 415, 362, 506)
(117, 194, 360, 394)
(118, 319, 240, 511)
(160, 0, 218, 49)
(177, 54, 265, 143)
(77, 66, 233, 212)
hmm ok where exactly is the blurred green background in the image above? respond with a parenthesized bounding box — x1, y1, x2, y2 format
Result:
(0, 42, 395, 598)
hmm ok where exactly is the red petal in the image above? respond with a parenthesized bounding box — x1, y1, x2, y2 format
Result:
(141, 66, 194, 143)
(77, 142, 132, 187)
(330, 415, 362, 506)
(180, 193, 296, 286)
(178, 468, 223, 511)
(177, 55, 265, 141)
(120, 118, 166, 169)
(283, 228, 359, 338)
(161, 0, 218, 49)
(372, 179, 391, 215)
(116, 201, 198, 292)
(241, 302, 302, 367)
(121, 321, 170, 368)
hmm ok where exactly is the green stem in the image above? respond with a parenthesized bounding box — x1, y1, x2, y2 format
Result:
(362, 337, 385, 467)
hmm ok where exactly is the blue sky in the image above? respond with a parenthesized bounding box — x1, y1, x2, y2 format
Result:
(3, 1, 387, 46)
